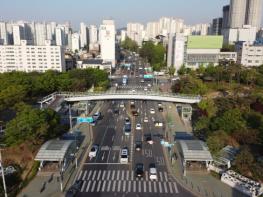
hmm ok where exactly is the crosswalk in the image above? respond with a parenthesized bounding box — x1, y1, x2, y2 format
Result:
(77, 169, 179, 194)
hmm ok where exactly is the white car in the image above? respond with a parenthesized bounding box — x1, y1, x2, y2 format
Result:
(144, 87, 148, 91)
(120, 102, 125, 108)
(89, 145, 99, 158)
(120, 148, 129, 164)
(154, 121, 163, 127)
(144, 117, 149, 123)
(136, 124, 142, 130)
(147, 84, 151, 87)
(150, 108, 155, 114)
(149, 163, 158, 180)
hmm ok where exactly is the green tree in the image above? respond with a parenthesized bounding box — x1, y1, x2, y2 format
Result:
(168, 66, 176, 77)
(121, 37, 138, 52)
(207, 131, 229, 154)
(235, 147, 254, 175)
(198, 99, 217, 118)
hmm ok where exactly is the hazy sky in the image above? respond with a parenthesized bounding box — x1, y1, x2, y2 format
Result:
(0, 0, 257, 29)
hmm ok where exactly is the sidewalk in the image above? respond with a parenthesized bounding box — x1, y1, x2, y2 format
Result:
(18, 101, 103, 197)
(163, 103, 247, 197)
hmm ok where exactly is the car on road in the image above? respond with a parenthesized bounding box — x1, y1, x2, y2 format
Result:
(144, 117, 149, 123)
(158, 103, 163, 112)
(66, 180, 83, 197)
(120, 147, 129, 164)
(149, 163, 158, 180)
(124, 123, 131, 136)
(135, 141, 142, 151)
(132, 110, 139, 116)
(144, 87, 148, 91)
(150, 108, 155, 114)
(120, 102, 125, 108)
(147, 84, 151, 87)
(113, 108, 119, 114)
(136, 123, 142, 130)
(154, 121, 163, 127)
(140, 79, 144, 83)
(89, 145, 99, 158)
(125, 117, 130, 124)
(145, 134, 154, 145)
(135, 163, 144, 178)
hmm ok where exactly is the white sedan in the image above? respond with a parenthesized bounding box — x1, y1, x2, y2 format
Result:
(89, 145, 99, 158)
(150, 108, 155, 114)
(154, 121, 163, 127)
(144, 117, 149, 123)
(136, 124, 142, 130)
(149, 163, 158, 180)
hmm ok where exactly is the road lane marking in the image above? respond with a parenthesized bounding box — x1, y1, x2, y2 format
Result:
(102, 170, 106, 180)
(133, 181, 136, 192)
(131, 171, 134, 180)
(164, 172, 168, 182)
(116, 170, 120, 180)
(173, 182, 179, 193)
(77, 170, 83, 180)
(121, 170, 125, 180)
(112, 180, 116, 192)
(143, 181, 147, 192)
(159, 172, 163, 181)
(80, 180, 86, 192)
(111, 170, 115, 180)
(128, 181, 131, 192)
(138, 181, 141, 192)
(91, 181, 96, 192)
(113, 152, 116, 161)
(122, 180, 126, 192)
(106, 148, 112, 163)
(101, 181, 106, 192)
(158, 182, 163, 193)
(168, 182, 173, 193)
(112, 135, 115, 141)
(126, 170, 129, 180)
(107, 180, 112, 192)
(96, 180, 102, 192)
(153, 181, 157, 193)
(97, 170, 102, 180)
(85, 181, 92, 192)
(164, 182, 168, 193)
(107, 170, 111, 180)
(117, 181, 121, 192)
(145, 171, 148, 181)
(87, 170, 92, 180)
(101, 152, 105, 161)
(148, 181, 152, 193)
(92, 171, 97, 180)
(82, 170, 87, 180)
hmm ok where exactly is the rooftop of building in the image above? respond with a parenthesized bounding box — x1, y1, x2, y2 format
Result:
(187, 35, 223, 49)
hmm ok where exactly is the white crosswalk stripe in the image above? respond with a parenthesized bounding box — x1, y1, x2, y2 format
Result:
(79, 169, 180, 194)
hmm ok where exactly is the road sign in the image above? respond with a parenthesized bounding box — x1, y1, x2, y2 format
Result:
(160, 140, 175, 147)
(77, 117, 94, 123)
(143, 74, 153, 79)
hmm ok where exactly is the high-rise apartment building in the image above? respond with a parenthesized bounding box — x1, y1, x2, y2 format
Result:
(99, 20, 115, 67)
(212, 18, 223, 35)
(89, 25, 98, 44)
(222, 5, 230, 29)
(72, 33, 80, 52)
(246, 0, 262, 29)
(146, 22, 160, 39)
(80, 22, 88, 48)
(0, 22, 8, 45)
(127, 23, 145, 45)
(35, 23, 47, 45)
(13, 25, 24, 45)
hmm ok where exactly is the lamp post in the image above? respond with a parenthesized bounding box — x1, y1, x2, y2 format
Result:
(0, 144, 7, 197)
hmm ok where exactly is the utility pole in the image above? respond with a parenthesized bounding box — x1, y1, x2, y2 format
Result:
(0, 145, 7, 197)
(69, 103, 72, 131)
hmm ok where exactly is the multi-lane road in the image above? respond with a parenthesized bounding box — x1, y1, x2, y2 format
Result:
(74, 62, 195, 197)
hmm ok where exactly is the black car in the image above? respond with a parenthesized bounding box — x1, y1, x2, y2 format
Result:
(135, 163, 144, 178)
(135, 141, 142, 151)
(145, 134, 154, 145)
(66, 180, 83, 197)
(113, 108, 119, 114)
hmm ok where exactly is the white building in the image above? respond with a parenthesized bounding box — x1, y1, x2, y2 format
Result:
(13, 25, 23, 45)
(35, 23, 47, 46)
(146, 22, 160, 39)
(99, 20, 115, 67)
(80, 22, 88, 48)
(0, 40, 65, 73)
(167, 33, 185, 71)
(120, 30, 126, 42)
(0, 22, 8, 45)
(236, 41, 263, 67)
(71, 33, 80, 52)
(222, 25, 257, 44)
(229, 0, 247, 28)
(55, 27, 65, 46)
(127, 23, 145, 45)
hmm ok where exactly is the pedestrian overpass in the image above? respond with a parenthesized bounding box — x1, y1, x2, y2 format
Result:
(39, 91, 201, 108)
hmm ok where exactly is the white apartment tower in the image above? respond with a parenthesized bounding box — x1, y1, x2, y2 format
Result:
(80, 22, 88, 48)
(89, 25, 98, 44)
(146, 22, 160, 39)
(0, 22, 8, 45)
(35, 23, 47, 45)
(55, 27, 64, 46)
(246, 0, 262, 29)
(13, 25, 23, 45)
(127, 23, 145, 45)
(167, 33, 185, 71)
(100, 20, 116, 67)
(71, 33, 80, 52)
(229, 0, 247, 28)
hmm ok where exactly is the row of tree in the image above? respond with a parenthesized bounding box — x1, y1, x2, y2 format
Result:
(0, 68, 109, 111)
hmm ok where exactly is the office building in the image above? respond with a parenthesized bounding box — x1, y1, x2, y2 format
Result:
(229, 0, 247, 28)
(80, 22, 88, 48)
(99, 20, 115, 67)
(167, 33, 185, 71)
(222, 5, 230, 29)
(0, 40, 65, 73)
(71, 33, 80, 52)
(236, 41, 263, 67)
(212, 18, 223, 35)
(246, 0, 262, 29)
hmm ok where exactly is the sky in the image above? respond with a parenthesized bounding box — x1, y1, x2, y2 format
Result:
(0, 0, 255, 29)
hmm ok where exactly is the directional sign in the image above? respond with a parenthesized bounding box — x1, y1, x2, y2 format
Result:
(160, 140, 175, 147)
(144, 74, 154, 79)
(77, 117, 94, 123)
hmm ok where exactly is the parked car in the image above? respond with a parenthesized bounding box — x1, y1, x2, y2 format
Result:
(89, 145, 99, 158)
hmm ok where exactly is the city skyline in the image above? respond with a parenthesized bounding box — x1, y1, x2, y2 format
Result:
(0, 0, 247, 29)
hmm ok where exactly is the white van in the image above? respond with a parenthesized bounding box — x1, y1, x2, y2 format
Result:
(120, 148, 129, 164)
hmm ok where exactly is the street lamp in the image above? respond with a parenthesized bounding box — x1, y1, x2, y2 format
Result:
(0, 144, 7, 197)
